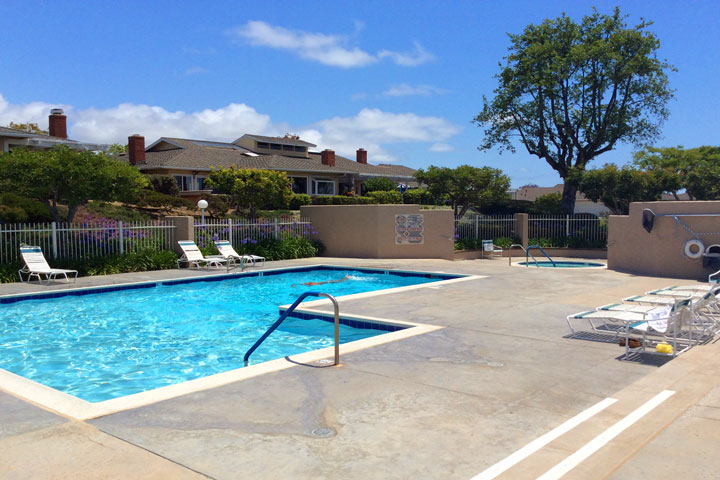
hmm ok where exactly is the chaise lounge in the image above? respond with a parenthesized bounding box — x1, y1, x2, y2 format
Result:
(18, 245, 78, 285)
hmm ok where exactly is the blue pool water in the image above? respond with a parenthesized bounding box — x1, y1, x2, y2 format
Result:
(0, 267, 452, 402)
(517, 261, 605, 268)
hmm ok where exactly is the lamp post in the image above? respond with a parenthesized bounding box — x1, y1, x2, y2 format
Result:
(197, 199, 208, 225)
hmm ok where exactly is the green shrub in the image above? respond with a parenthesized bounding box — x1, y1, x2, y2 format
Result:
(86, 201, 151, 221)
(289, 193, 312, 209)
(227, 236, 321, 261)
(311, 195, 374, 205)
(402, 188, 438, 205)
(200, 194, 230, 218)
(454, 236, 518, 251)
(363, 177, 398, 192)
(0, 263, 22, 283)
(147, 175, 181, 196)
(0, 205, 29, 223)
(0, 193, 52, 222)
(367, 190, 403, 204)
(136, 191, 192, 212)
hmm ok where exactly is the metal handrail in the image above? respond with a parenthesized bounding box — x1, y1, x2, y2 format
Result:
(243, 291, 340, 367)
(709, 268, 720, 283)
(508, 244, 540, 267)
(526, 245, 556, 267)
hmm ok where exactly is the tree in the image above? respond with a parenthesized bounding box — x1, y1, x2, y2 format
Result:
(205, 167, 293, 219)
(414, 165, 510, 217)
(634, 145, 720, 200)
(474, 7, 674, 214)
(533, 192, 563, 214)
(0, 146, 147, 222)
(577, 164, 668, 215)
(107, 144, 129, 156)
(7, 122, 48, 135)
(362, 177, 398, 193)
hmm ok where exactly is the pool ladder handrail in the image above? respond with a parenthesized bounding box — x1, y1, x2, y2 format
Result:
(526, 245, 556, 267)
(243, 291, 340, 367)
(508, 244, 540, 267)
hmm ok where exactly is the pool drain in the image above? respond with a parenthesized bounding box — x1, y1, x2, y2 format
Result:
(310, 427, 336, 438)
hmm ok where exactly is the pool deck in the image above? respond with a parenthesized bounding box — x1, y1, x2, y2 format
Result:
(1, 257, 719, 479)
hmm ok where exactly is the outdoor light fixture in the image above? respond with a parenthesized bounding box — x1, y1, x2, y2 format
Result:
(197, 199, 208, 224)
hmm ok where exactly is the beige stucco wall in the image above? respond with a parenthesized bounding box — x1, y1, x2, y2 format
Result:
(608, 201, 720, 280)
(300, 205, 454, 259)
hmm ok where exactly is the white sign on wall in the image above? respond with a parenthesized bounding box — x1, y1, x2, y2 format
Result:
(395, 214, 424, 245)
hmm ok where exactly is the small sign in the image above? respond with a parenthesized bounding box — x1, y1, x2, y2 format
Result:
(395, 214, 424, 245)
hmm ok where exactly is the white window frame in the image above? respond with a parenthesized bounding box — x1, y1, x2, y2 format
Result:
(311, 177, 336, 196)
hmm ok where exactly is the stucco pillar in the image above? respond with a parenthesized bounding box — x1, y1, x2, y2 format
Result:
(516, 213, 529, 248)
(165, 216, 194, 255)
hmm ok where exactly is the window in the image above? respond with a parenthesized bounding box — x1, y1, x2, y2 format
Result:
(294, 146, 305, 152)
(257, 142, 269, 149)
(311, 177, 335, 196)
(174, 175, 193, 191)
(196, 177, 208, 190)
(270, 143, 282, 150)
(290, 176, 308, 194)
(282, 145, 294, 151)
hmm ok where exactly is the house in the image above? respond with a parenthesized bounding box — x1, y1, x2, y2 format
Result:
(0, 109, 106, 152)
(122, 133, 416, 199)
(511, 184, 609, 215)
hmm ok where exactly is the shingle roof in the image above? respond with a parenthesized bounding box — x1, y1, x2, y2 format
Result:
(237, 134, 316, 147)
(133, 136, 416, 179)
(0, 125, 81, 142)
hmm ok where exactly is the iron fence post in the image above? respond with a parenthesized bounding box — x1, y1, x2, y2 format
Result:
(51, 222, 57, 259)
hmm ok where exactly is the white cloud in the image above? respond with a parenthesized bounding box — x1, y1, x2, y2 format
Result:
(228, 21, 376, 68)
(308, 108, 460, 163)
(0, 95, 460, 164)
(383, 83, 448, 97)
(378, 42, 435, 67)
(228, 21, 434, 68)
(429, 142, 454, 152)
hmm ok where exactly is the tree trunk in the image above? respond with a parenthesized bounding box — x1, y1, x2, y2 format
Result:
(560, 181, 578, 215)
(66, 204, 78, 223)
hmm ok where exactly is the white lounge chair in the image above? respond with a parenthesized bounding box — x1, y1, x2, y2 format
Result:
(482, 240, 503, 259)
(567, 299, 694, 358)
(214, 240, 265, 267)
(18, 245, 78, 284)
(177, 241, 228, 269)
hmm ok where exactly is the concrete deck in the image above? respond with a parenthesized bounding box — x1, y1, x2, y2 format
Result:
(1, 258, 719, 479)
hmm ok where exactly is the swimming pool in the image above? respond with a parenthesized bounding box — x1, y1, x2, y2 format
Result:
(516, 261, 605, 268)
(0, 266, 459, 402)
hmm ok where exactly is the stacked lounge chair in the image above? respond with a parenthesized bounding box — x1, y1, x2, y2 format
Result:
(177, 241, 228, 270)
(567, 285, 720, 359)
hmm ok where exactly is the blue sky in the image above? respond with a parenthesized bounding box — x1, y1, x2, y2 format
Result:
(1, 0, 718, 187)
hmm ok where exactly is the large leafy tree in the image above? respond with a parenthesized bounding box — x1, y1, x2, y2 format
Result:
(414, 165, 510, 217)
(474, 7, 674, 214)
(634, 145, 720, 200)
(205, 167, 293, 219)
(7, 122, 48, 135)
(578, 164, 670, 215)
(0, 146, 147, 222)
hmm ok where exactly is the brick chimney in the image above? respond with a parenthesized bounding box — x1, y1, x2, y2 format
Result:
(128, 134, 146, 165)
(356, 148, 367, 164)
(321, 149, 335, 167)
(48, 108, 67, 139)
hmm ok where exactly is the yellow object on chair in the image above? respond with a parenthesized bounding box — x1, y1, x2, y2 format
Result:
(656, 343, 673, 354)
